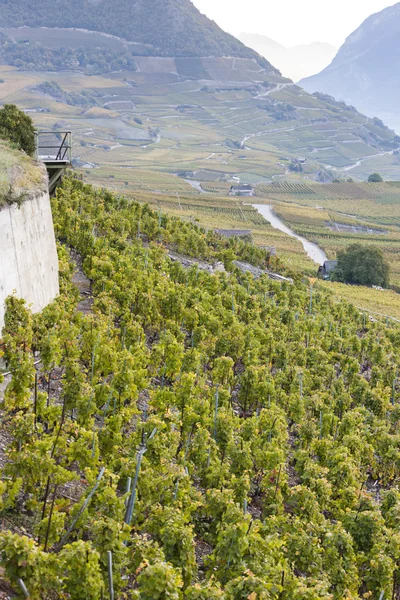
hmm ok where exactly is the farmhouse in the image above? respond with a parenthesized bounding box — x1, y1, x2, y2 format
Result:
(229, 184, 254, 197)
(318, 260, 338, 279)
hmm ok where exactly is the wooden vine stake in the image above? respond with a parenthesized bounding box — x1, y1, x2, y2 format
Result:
(213, 386, 219, 440)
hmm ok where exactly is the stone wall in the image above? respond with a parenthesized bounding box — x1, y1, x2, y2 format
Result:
(0, 185, 59, 331)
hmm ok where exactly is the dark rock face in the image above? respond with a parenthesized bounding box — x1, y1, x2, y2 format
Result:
(300, 3, 400, 131)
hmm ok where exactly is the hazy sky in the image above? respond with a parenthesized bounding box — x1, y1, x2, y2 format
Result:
(192, 0, 397, 47)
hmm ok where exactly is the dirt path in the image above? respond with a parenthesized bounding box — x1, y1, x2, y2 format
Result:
(254, 204, 328, 265)
(70, 249, 93, 314)
(184, 180, 209, 194)
(255, 82, 294, 100)
(343, 149, 394, 172)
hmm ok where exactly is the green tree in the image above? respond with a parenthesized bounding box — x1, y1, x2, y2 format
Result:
(368, 172, 383, 183)
(0, 104, 35, 156)
(332, 244, 390, 287)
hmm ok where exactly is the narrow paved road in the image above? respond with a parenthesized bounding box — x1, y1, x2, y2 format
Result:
(254, 204, 328, 265)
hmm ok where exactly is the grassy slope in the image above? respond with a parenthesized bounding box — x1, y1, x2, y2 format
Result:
(0, 140, 44, 207)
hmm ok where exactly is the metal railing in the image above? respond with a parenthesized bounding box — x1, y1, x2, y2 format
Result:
(34, 131, 72, 163)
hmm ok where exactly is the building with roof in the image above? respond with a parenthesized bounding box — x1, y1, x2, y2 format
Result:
(318, 260, 338, 279)
(229, 184, 254, 197)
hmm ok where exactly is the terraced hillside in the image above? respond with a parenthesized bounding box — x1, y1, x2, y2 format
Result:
(1, 60, 398, 184)
(0, 0, 399, 182)
(0, 0, 273, 63)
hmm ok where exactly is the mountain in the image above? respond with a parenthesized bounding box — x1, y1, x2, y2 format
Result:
(0, 0, 398, 180)
(238, 33, 337, 81)
(299, 3, 400, 132)
(0, 0, 276, 69)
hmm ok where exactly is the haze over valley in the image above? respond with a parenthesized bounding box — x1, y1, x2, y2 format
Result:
(238, 34, 337, 82)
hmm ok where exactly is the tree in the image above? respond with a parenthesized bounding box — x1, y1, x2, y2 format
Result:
(332, 244, 390, 288)
(368, 173, 383, 183)
(0, 104, 35, 156)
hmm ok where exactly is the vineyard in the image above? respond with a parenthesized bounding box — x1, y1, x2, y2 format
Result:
(255, 181, 400, 201)
(0, 177, 400, 598)
(252, 182, 400, 288)
(198, 182, 232, 195)
(87, 168, 196, 196)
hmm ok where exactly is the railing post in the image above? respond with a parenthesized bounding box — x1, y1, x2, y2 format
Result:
(68, 131, 72, 163)
(34, 131, 38, 161)
(34, 130, 72, 163)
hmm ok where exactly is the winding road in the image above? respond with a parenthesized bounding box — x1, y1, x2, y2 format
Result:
(253, 204, 328, 265)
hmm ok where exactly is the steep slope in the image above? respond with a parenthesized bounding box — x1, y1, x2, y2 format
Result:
(239, 33, 337, 81)
(1, 175, 400, 597)
(300, 3, 400, 131)
(0, 0, 276, 68)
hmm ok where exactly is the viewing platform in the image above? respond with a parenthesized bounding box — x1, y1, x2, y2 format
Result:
(34, 131, 72, 194)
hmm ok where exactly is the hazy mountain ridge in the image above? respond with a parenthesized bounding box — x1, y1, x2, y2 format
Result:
(300, 3, 400, 131)
(238, 33, 337, 81)
(0, 0, 277, 70)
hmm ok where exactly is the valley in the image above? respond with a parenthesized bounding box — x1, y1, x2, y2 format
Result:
(0, 30, 399, 187)
(2, 53, 400, 318)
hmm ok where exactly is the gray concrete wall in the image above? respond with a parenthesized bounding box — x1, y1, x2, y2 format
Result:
(0, 187, 59, 331)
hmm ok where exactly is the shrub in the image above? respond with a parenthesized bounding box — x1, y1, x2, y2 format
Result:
(0, 104, 35, 156)
(332, 244, 390, 288)
(367, 172, 383, 183)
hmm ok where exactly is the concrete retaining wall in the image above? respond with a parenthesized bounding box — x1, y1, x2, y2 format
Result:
(0, 188, 59, 331)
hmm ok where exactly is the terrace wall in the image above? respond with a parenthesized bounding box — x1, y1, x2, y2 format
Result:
(0, 180, 59, 331)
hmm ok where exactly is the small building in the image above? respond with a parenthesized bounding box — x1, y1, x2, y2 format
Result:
(318, 260, 338, 279)
(229, 184, 254, 197)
